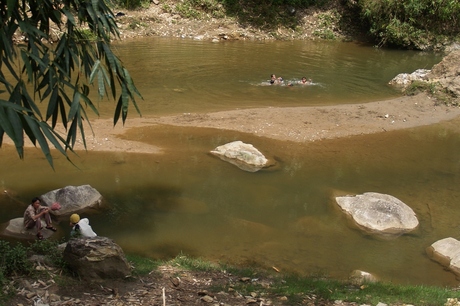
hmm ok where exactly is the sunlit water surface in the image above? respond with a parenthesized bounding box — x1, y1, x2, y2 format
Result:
(2, 39, 459, 287)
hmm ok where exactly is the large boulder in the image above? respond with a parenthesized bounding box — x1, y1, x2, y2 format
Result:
(335, 192, 419, 236)
(1, 217, 56, 240)
(428, 50, 460, 97)
(63, 236, 131, 280)
(40, 185, 103, 218)
(210, 141, 272, 172)
(426, 237, 460, 277)
(389, 50, 460, 98)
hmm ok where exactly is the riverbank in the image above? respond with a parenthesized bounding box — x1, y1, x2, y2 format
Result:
(113, 0, 360, 42)
(33, 93, 459, 154)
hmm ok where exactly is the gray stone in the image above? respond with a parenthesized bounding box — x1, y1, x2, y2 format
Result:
(426, 237, 460, 277)
(210, 141, 271, 172)
(335, 192, 419, 236)
(388, 69, 430, 87)
(428, 50, 460, 97)
(40, 185, 103, 219)
(63, 236, 131, 280)
(349, 270, 377, 285)
(1, 217, 55, 240)
(389, 50, 460, 98)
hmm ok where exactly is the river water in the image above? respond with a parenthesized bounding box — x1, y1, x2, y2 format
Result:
(2, 38, 460, 287)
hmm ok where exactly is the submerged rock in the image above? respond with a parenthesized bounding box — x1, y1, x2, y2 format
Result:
(335, 192, 419, 237)
(349, 270, 378, 285)
(210, 141, 272, 172)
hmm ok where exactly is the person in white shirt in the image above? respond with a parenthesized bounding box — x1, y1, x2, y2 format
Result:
(69, 213, 97, 238)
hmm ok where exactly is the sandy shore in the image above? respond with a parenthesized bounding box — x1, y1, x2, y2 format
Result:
(4, 93, 460, 154)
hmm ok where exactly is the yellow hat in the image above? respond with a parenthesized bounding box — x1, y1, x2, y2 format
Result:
(70, 214, 80, 224)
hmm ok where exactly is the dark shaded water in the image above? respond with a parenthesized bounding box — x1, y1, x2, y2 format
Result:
(2, 39, 459, 287)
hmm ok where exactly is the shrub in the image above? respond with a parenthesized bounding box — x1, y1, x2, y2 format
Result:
(358, 0, 460, 48)
(0, 241, 32, 277)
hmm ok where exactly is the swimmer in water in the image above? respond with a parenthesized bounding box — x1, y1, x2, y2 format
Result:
(299, 76, 312, 85)
(270, 74, 283, 85)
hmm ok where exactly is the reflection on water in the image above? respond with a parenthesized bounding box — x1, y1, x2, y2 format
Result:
(0, 39, 458, 287)
(1, 119, 460, 286)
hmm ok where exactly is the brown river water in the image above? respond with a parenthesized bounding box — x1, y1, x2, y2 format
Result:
(2, 39, 460, 287)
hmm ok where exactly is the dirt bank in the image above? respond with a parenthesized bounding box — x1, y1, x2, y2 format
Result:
(50, 93, 460, 154)
(113, 0, 358, 42)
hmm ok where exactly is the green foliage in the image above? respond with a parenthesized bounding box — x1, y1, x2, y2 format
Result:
(405, 81, 435, 96)
(313, 11, 340, 39)
(405, 81, 458, 106)
(358, 0, 460, 48)
(126, 254, 159, 276)
(232, 272, 460, 305)
(0, 240, 32, 303)
(174, 0, 226, 19)
(118, 0, 151, 9)
(29, 239, 68, 269)
(0, 241, 32, 276)
(0, 0, 142, 168)
(159, 0, 331, 30)
(168, 253, 219, 271)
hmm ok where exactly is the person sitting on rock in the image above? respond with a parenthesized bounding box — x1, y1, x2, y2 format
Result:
(23, 197, 57, 240)
(69, 213, 97, 238)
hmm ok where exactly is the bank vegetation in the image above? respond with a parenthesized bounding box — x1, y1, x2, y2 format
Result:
(2, 240, 460, 305)
(114, 0, 460, 50)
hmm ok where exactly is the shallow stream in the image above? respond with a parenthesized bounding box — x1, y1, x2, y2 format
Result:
(2, 39, 459, 287)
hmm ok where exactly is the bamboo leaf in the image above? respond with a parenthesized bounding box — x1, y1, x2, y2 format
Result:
(57, 96, 68, 130)
(6, 107, 24, 148)
(0, 101, 20, 146)
(6, 0, 17, 18)
(20, 51, 34, 83)
(38, 121, 66, 156)
(0, 125, 4, 148)
(23, 116, 54, 169)
(114, 95, 122, 126)
(89, 60, 100, 84)
(67, 117, 78, 149)
(68, 89, 81, 121)
(97, 69, 106, 97)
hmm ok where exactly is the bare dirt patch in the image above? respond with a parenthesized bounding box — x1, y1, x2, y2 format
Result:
(41, 93, 460, 154)
(8, 263, 365, 306)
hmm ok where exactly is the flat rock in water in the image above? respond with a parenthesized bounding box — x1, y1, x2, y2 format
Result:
(335, 192, 419, 236)
(1, 217, 55, 240)
(426, 237, 460, 276)
(210, 141, 270, 172)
